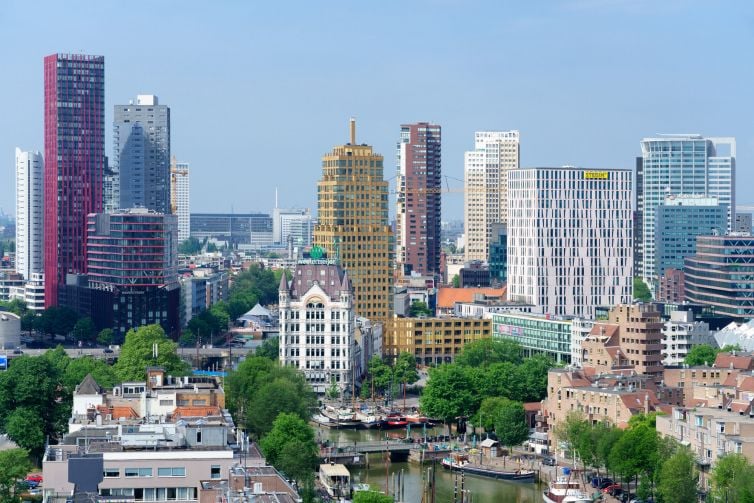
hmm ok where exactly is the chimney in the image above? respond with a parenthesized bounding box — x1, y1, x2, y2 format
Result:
(349, 117, 356, 145)
(644, 393, 650, 414)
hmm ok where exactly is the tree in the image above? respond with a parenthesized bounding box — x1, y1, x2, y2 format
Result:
(114, 324, 190, 382)
(367, 356, 393, 396)
(206, 242, 219, 253)
(657, 448, 698, 503)
(0, 448, 33, 502)
(553, 411, 588, 458)
(451, 274, 460, 288)
(249, 376, 316, 438)
(420, 364, 477, 426)
(97, 328, 114, 346)
(63, 357, 118, 391)
(5, 407, 45, 455)
(685, 344, 719, 366)
(178, 330, 197, 348)
(325, 377, 340, 400)
(493, 399, 530, 455)
(710, 454, 754, 503)
(260, 413, 318, 483)
(353, 491, 394, 503)
(178, 237, 202, 255)
(475, 396, 509, 432)
(409, 300, 431, 317)
(455, 338, 523, 367)
(515, 354, 553, 402)
(72, 316, 96, 342)
(393, 352, 419, 407)
(255, 337, 279, 360)
(633, 277, 652, 302)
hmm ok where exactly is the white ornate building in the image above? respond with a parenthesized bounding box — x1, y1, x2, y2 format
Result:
(278, 258, 357, 395)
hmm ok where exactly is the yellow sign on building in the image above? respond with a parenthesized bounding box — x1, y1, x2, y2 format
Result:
(584, 171, 609, 179)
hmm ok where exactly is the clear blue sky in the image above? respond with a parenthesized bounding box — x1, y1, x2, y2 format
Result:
(2, 0, 753, 221)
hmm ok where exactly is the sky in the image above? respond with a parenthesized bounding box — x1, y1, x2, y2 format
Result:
(1, 0, 753, 221)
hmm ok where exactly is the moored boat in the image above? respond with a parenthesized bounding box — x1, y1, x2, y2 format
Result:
(405, 413, 431, 425)
(441, 454, 535, 482)
(321, 406, 362, 428)
(381, 412, 408, 429)
(542, 470, 591, 503)
(355, 410, 382, 429)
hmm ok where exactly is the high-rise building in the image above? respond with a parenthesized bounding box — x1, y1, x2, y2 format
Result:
(15, 148, 44, 280)
(313, 119, 393, 325)
(114, 95, 171, 213)
(103, 156, 118, 213)
(507, 167, 633, 318)
(278, 259, 356, 395)
(272, 201, 313, 247)
(685, 234, 754, 320)
(654, 194, 728, 277)
(638, 135, 735, 284)
(190, 213, 272, 249)
(464, 131, 520, 262)
(44, 53, 105, 307)
(396, 122, 441, 276)
(170, 157, 190, 242)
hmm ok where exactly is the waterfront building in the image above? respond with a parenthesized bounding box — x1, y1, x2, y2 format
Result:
(313, 119, 392, 325)
(654, 194, 727, 277)
(278, 257, 357, 395)
(638, 135, 735, 283)
(507, 167, 633, 318)
(114, 95, 171, 213)
(661, 310, 712, 366)
(170, 157, 190, 242)
(190, 213, 272, 249)
(396, 122, 442, 276)
(685, 234, 754, 320)
(15, 148, 44, 280)
(491, 312, 573, 364)
(387, 316, 491, 365)
(464, 130, 520, 262)
(44, 53, 105, 307)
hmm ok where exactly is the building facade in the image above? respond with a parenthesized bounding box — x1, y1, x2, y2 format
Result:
(658, 268, 686, 304)
(396, 122, 441, 276)
(507, 167, 633, 318)
(639, 135, 735, 283)
(170, 157, 190, 242)
(278, 259, 356, 395)
(654, 195, 727, 277)
(387, 317, 491, 365)
(491, 312, 573, 364)
(735, 213, 753, 234)
(488, 223, 507, 286)
(15, 148, 44, 280)
(190, 213, 272, 249)
(661, 310, 712, 367)
(114, 95, 171, 213)
(685, 234, 754, 319)
(464, 130, 520, 262)
(313, 120, 393, 325)
(44, 53, 105, 307)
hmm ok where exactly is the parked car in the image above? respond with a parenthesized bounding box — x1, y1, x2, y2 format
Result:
(602, 483, 622, 495)
(542, 456, 557, 466)
(26, 474, 43, 484)
(12, 349, 23, 355)
(103, 348, 114, 354)
(591, 477, 613, 488)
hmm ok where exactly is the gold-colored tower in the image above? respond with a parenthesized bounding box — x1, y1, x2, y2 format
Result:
(314, 119, 393, 326)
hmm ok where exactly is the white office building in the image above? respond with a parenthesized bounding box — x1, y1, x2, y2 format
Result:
(507, 167, 633, 318)
(638, 135, 735, 284)
(570, 318, 595, 367)
(278, 259, 356, 395)
(661, 310, 712, 366)
(464, 131, 520, 262)
(170, 157, 190, 242)
(15, 148, 44, 280)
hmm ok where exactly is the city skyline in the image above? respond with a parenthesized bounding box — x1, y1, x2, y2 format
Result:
(2, 1, 754, 221)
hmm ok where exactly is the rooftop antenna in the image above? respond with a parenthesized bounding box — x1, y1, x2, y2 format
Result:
(275, 187, 279, 209)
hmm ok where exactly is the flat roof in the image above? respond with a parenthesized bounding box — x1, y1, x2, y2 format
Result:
(320, 464, 350, 477)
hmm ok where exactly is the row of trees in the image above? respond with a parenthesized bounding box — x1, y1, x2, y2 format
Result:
(555, 412, 754, 502)
(361, 352, 419, 402)
(419, 339, 552, 426)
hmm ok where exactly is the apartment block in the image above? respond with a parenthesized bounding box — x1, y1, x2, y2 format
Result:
(386, 316, 491, 365)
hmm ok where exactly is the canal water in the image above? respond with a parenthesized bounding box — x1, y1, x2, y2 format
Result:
(317, 425, 542, 502)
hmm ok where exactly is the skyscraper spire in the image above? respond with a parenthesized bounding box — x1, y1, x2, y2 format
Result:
(349, 117, 356, 145)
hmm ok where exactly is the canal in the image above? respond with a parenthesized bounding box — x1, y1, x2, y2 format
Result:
(317, 425, 543, 502)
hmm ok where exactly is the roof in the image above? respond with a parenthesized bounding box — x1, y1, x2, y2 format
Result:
(714, 353, 754, 371)
(96, 405, 139, 419)
(247, 303, 271, 317)
(480, 438, 499, 447)
(319, 464, 350, 477)
(76, 374, 104, 395)
(437, 287, 506, 309)
(523, 402, 541, 412)
(290, 262, 348, 300)
(172, 406, 223, 419)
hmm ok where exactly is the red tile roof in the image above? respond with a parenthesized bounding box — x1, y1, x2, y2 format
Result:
(714, 353, 754, 371)
(436, 287, 506, 309)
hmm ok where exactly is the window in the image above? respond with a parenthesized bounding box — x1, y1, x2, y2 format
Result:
(211, 465, 221, 479)
(158, 467, 186, 477)
(103, 467, 119, 478)
(196, 430, 202, 444)
(159, 399, 174, 406)
(124, 467, 151, 477)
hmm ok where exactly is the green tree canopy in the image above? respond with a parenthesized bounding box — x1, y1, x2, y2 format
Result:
(178, 237, 202, 255)
(633, 277, 652, 302)
(255, 336, 279, 360)
(97, 328, 114, 346)
(451, 274, 460, 288)
(367, 356, 393, 395)
(353, 491, 394, 503)
(454, 338, 523, 367)
(0, 448, 33, 502)
(493, 399, 529, 449)
(72, 316, 96, 342)
(475, 396, 509, 432)
(5, 408, 45, 455)
(657, 448, 698, 503)
(114, 324, 190, 382)
(684, 344, 719, 366)
(393, 352, 419, 387)
(420, 364, 477, 424)
(259, 413, 319, 483)
(409, 300, 432, 317)
(63, 357, 118, 391)
(710, 454, 754, 503)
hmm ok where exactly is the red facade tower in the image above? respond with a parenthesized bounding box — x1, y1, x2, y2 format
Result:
(44, 54, 105, 307)
(396, 122, 442, 277)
